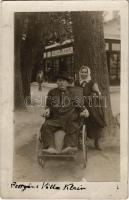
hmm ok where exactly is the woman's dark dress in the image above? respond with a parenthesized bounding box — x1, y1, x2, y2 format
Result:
(75, 80, 105, 140)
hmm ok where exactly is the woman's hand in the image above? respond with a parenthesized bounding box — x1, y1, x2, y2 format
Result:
(42, 108, 50, 117)
(92, 83, 101, 96)
(91, 91, 101, 97)
(80, 109, 89, 118)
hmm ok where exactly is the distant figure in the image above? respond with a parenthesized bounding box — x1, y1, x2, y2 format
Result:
(36, 70, 44, 91)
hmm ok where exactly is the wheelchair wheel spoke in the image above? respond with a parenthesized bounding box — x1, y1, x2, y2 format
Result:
(82, 124, 87, 168)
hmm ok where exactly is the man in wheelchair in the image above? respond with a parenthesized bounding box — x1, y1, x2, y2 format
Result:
(40, 71, 89, 154)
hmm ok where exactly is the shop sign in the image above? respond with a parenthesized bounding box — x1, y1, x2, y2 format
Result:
(43, 47, 73, 58)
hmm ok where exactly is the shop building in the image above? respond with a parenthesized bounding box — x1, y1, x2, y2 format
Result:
(42, 16, 120, 85)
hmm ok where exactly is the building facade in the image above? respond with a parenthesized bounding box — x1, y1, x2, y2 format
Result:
(37, 16, 120, 85)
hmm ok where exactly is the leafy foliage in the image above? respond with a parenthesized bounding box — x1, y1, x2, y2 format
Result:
(20, 12, 72, 48)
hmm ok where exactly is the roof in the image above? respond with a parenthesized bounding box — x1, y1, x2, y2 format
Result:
(104, 17, 120, 40)
(45, 17, 120, 49)
(45, 39, 74, 50)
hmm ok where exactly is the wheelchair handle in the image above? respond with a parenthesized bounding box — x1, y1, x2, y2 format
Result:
(80, 116, 88, 124)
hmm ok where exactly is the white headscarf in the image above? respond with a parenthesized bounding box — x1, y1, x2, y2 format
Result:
(79, 66, 91, 85)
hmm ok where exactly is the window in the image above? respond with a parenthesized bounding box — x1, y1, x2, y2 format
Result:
(105, 43, 109, 50)
(112, 43, 120, 51)
(110, 53, 120, 85)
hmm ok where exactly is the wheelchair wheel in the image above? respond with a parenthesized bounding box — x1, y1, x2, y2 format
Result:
(38, 156, 45, 168)
(82, 124, 87, 168)
(35, 131, 46, 167)
(35, 133, 41, 157)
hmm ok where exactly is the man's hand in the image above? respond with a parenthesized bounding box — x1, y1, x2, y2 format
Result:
(42, 108, 50, 117)
(80, 109, 89, 118)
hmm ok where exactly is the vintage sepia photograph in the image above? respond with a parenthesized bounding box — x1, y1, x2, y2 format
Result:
(0, 1, 128, 199)
(14, 10, 121, 182)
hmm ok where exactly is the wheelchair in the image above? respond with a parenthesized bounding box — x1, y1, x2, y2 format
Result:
(36, 86, 88, 168)
(36, 117, 88, 168)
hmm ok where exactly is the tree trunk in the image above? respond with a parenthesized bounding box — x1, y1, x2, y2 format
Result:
(21, 49, 33, 103)
(71, 11, 115, 135)
(14, 15, 25, 109)
(20, 14, 45, 101)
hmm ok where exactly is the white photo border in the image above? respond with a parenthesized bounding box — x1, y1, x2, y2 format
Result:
(1, 1, 128, 199)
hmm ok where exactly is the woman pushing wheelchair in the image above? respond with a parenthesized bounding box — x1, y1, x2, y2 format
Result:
(75, 65, 106, 150)
(39, 71, 89, 154)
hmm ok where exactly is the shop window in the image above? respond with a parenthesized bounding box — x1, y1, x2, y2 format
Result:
(53, 58, 59, 72)
(110, 53, 120, 85)
(105, 43, 109, 51)
(71, 55, 74, 64)
(112, 43, 120, 51)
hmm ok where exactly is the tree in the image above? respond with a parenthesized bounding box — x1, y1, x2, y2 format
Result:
(20, 13, 45, 101)
(15, 13, 48, 109)
(14, 14, 25, 109)
(15, 12, 72, 109)
(71, 11, 115, 134)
